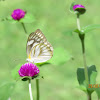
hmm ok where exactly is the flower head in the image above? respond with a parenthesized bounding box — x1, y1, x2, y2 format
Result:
(11, 9, 26, 20)
(18, 63, 39, 77)
(73, 4, 86, 14)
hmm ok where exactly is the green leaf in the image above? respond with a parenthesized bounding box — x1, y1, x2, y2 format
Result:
(48, 47, 72, 66)
(11, 64, 22, 81)
(77, 85, 87, 92)
(74, 29, 80, 33)
(74, 29, 84, 34)
(19, 13, 35, 23)
(2, 13, 35, 23)
(95, 88, 100, 99)
(89, 71, 97, 84)
(2, 16, 18, 23)
(82, 24, 100, 33)
(0, 82, 15, 100)
(69, 2, 77, 13)
(88, 71, 97, 93)
(35, 62, 51, 67)
(77, 65, 97, 93)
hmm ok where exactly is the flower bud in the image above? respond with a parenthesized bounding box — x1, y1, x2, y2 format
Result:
(73, 4, 86, 14)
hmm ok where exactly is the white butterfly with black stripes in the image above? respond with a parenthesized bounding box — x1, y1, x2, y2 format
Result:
(26, 29, 53, 63)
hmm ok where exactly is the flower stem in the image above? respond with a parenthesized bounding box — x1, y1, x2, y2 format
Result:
(29, 80, 33, 100)
(80, 37, 89, 85)
(36, 79, 40, 100)
(77, 13, 89, 85)
(87, 93, 91, 100)
(21, 22, 27, 34)
(76, 13, 90, 99)
(77, 14, 81, 31)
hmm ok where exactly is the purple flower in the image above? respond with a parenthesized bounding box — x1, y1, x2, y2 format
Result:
(11, 9, 26, 20)
(73, 4, 86, 14)
(18, 63, 39, 77)
(73, 4, 85, 11)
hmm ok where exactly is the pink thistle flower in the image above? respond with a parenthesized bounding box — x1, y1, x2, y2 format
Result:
(18, 63, 39, 77)
(73, 4, 86, 14)
(11, 9, 26, 20)
(73, 4, 85, 10)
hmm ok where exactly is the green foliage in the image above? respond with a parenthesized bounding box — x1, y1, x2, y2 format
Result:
(74, 25, 100, 35)
(19, 13, 35, 23)
(74, 28, 85, 35)
(82, 24, 100, 33)
(48, 47, 72, 66)
(0, 82, 15, 100)
(77, 85, 87, 92)
(77, 65, 97, 94)
(2, 13, 35, 24)
(69, 2, 77, 13)
(3, 16, 18, 23)
(35, 62, 51, 67)
(95, 88, 100, 99)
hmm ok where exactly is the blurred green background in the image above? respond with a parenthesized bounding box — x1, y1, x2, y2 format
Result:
(0, 0, 100, 100)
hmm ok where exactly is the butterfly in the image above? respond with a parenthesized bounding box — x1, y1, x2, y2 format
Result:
(26, 29, 53, 63)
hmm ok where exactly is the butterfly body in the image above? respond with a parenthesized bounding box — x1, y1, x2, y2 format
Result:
(26, 29, 53, 63)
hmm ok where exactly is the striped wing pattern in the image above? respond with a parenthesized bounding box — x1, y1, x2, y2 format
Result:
(26, 29, 53, 63)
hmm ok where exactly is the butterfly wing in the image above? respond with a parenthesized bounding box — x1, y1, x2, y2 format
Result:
(26, 29, 53, 63)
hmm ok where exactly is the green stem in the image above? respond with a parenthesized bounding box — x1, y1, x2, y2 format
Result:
(76, 14, 90, 99)
(77, 14, 81, 31)
(36, 79, 40, 100)
(88, 93, 91, 100)
(29, 80, 33, 100)
(21, 22, 27, 34)
(77, 13, 89, 85)
(80, 37, 89, 85)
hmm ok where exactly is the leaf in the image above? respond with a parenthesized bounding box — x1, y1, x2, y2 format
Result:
(74, 29, 80, 33)
(35, 62, 51, 67)
(11, 64, 22, 81)
(77, 65, 97, 93)
(89, 71, 97, 84)
(19, 13, 35, 23)
(77, 85, 87, 92)
(2, 16, 18, 23)
(88, 71, 97, 93)
(95, 88, 100, 99)
(48, 47, 72, 66)
(74, 29, 84, 34)
(0, 82, 15, 100)
(69, 2, 77, 13)
(82, 24, 100, 33)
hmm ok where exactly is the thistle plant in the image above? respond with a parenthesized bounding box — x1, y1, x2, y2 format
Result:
(70, 2, 100, 100)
